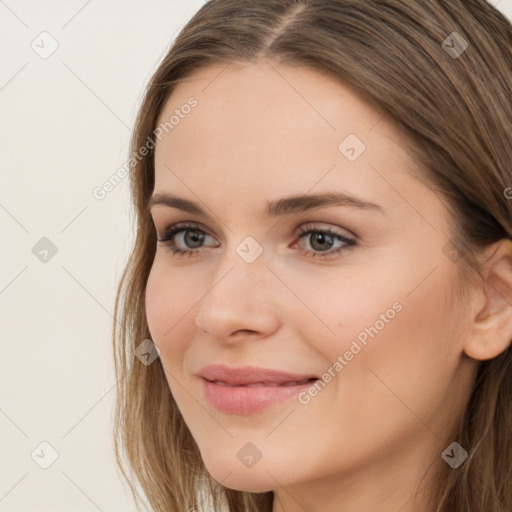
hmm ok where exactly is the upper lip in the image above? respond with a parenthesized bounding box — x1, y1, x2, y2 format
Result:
(197, 364, 318, 386)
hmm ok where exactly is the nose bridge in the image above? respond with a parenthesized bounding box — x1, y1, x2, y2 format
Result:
(203, 233, 269, 309)
(214, 230, 270, 284)
(194, 235, 279, 339)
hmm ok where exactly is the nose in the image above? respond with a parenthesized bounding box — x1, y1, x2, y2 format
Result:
(194, 251, 281, 343)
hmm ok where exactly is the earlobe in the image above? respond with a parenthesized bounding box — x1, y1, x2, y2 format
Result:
(463, 239, 512, 361)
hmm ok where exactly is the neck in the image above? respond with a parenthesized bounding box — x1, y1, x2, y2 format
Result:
(271, 431, 444, 512)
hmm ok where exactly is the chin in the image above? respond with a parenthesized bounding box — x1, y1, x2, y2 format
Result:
(202, 457, 278, 493)
(211, 473, 276, 493)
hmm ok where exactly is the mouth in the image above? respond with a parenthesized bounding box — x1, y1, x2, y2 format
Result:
(200, 376, 321, 414)
(197, 364, 319, 387)
(204, 377, 319, 387)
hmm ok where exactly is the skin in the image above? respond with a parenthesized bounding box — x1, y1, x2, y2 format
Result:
(145, 60, 512, 512)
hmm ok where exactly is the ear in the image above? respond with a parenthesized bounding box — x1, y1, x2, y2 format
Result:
(464, 239, 512, 361)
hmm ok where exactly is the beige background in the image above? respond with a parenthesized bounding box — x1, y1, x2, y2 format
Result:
(1, 0, 511, 510)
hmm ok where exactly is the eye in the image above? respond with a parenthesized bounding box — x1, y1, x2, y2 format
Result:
(291, 223, 357, 260)
(156, 221, 357, 260)
(156, 222, 219, 258)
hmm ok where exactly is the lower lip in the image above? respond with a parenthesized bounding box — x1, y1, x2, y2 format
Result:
(201, 378, 318, 414)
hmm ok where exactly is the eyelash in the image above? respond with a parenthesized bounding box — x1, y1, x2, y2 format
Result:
(156, 222, 357, 260)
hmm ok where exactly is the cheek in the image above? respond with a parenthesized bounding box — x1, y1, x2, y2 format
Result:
(145, 259, 195, 361)
(281, 259, 405, 359)
(295, 254, 458, 413)
(145, 263, 168, 338)
(335, 266, 459, 434)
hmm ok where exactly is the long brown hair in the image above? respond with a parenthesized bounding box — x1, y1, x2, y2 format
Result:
(112, 1, 512, 510)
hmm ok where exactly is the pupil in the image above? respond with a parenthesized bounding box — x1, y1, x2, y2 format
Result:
(311, 233, 333, 251)
(186, 231, 204, 248)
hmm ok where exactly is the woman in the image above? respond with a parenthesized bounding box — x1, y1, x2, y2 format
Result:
(112, 1, 512, 511)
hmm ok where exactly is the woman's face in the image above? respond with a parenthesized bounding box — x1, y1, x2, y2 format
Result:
(146, 61, 478, 504)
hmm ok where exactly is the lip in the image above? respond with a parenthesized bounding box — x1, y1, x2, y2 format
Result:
(197, 364, 318, 385)
(197, 364, 319, 414)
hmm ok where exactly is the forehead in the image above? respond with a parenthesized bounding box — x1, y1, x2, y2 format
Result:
(152, 61, 424, 217)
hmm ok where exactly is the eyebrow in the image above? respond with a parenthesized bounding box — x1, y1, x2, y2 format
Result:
(147, 191, 386, 217)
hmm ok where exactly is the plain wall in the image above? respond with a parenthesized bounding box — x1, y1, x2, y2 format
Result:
(0, 2, 207, 511)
